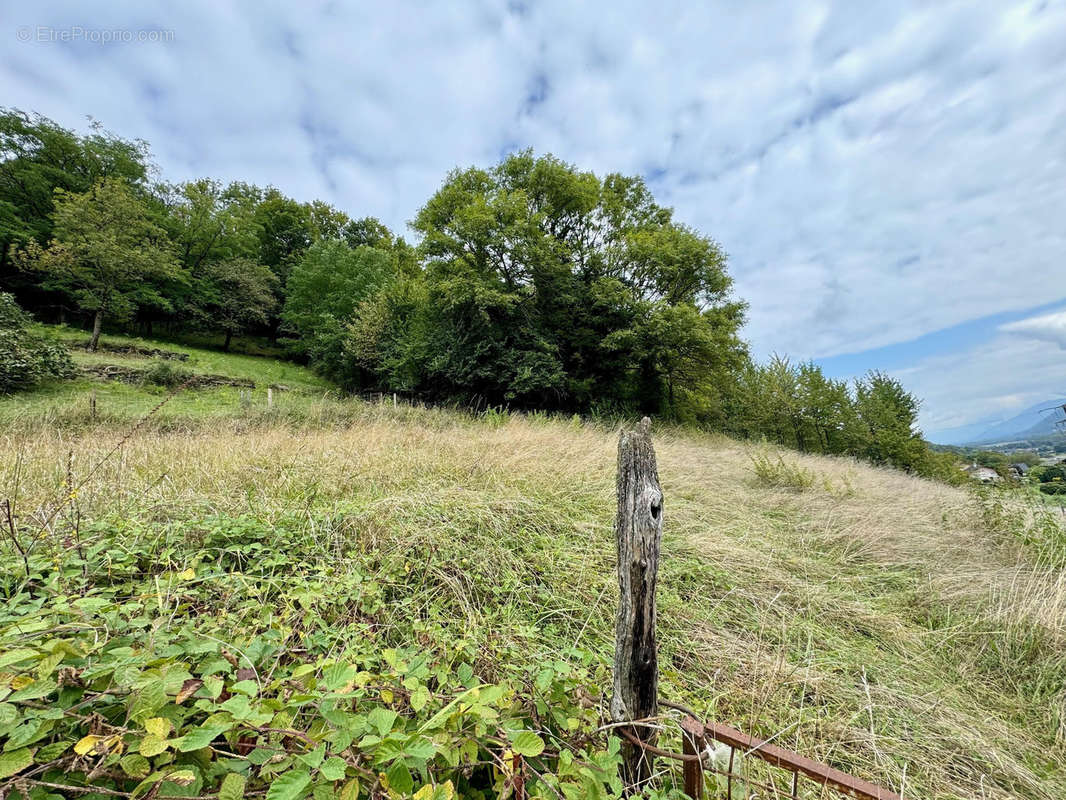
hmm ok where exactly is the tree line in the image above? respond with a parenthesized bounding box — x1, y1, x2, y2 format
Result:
(0, 108, 959, 479)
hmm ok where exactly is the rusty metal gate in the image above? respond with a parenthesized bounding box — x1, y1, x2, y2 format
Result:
(620, 701, 903, 800)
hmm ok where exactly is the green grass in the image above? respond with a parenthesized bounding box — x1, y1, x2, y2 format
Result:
(0, 327, 332, 428)
(1, 333, 1065, 799)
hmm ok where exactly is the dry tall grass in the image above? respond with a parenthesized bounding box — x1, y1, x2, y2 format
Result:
(2, 403, 1064, 799)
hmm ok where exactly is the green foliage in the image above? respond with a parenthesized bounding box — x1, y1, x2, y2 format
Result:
(399, 150, 747, 416)
(1038, 466, 1066, 484)
(726, 358, 950, 479)
(282, 241, 396, 383)
(17, 177, 180, 348)
(0, 515, 624, 799)
(0, 107, 949, 487)
(750, 452, 815, 491)
(0, 108, 150, 257)
(141, 361, 193, 388)
(0, 292, 74, 392)
(192, 258, 278, 350)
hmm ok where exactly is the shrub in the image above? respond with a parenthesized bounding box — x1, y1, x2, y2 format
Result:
(1039, 466, 1066, 484)
(141, 360, 193, 388)
(1039, 483, 1066, 496)
(751, 452, 815, 490)
(0, 292, 76, 393)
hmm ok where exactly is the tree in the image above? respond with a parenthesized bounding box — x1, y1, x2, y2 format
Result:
(0, 109, 150, 284)
(282, 240, 395, 382)
(193, 258, 277, 350)
(19, 178, 178, 350)
(854, 370, 926, 471)
(410, 150, 746, 414)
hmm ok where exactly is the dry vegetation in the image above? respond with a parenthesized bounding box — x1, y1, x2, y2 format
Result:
(3, 394, 1064, 799)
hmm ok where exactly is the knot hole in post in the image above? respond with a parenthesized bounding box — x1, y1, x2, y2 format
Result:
(642, 487, 663, 523)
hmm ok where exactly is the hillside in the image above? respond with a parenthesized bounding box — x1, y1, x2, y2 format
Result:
(1, 337, 1065, 799)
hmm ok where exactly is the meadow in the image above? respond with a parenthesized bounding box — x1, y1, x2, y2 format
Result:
(1, 336, 1065, 799)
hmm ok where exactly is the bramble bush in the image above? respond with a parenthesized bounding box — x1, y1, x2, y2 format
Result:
(0, 514, 630, 799)
(0, 293, 75, 394)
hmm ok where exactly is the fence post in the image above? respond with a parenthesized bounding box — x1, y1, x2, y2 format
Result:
(611, 417, 664, 791)
(267, 387, 273, 407)
(89, 389, 97, 420)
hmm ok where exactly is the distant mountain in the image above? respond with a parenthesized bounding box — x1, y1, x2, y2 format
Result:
(927, 419, 1003, 446)
(929, 399, 1066, 446)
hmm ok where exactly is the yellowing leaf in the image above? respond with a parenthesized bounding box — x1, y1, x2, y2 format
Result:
(165, 768, 196, 787)
(139, 734, 169, 757)
(177, 568, 196, 580)
(144, 717, 172, 738)
(74, 734, 102, 756)
(338, 778, 360, 800)
(10, 675, 32, 690)
(176, 678, 203, 704)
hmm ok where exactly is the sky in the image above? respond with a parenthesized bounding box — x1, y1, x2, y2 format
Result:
(3, 0, 1065, 441)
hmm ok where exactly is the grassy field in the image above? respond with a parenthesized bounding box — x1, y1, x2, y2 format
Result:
(1, 327, 330, 427)
(1, 336, 1065, 799)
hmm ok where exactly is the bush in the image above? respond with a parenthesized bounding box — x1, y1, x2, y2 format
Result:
(1039, 466, 1066, 484)
(751, 452, 815, 490)
(1039, 483, 1066, 496)
(0, 292, 75, 393)
(142, 360, 193, 388)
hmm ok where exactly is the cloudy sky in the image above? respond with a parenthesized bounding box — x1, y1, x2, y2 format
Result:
(4, 0, 1065, 439)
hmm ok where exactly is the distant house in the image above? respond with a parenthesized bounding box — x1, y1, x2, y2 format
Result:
(961, 463, 1002, 483)
(1010, 463, 1030, 478)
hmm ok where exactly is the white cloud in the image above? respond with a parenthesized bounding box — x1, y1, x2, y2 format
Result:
(898, 332, 1064, 434)
(3, 0, 1066, 396)
(1001, 310, 1066, 349)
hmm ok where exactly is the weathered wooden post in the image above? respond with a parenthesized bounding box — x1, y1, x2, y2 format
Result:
(89, 389, 97, 420)
(267, 387, 274, 407)
(611, 417, 664, 791)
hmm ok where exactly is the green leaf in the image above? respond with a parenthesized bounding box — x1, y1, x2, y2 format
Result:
(8, 679, 56, 702)
(218, 772, 246, 800)
(385, 761, 413, 796)
(175, 726, 225, 752)
(0, 649, 39, 670)
(36, 739, 72, 761)
(510, 731, 545, 758)
(298, 743, 325, 769)
(221, 694, 252, 719)
(0, 703, 16, 725)
(404, 736, 436, 761)
(264, 768, 311, 800)
(130, 678, 167, 720)
(145, 716, 172, 738)
(0, 747, 33, 779)
(367, 707, 397, 737)
(320, 756, 347, 781)
(5, 720, 42, 750)
(409, 686, 430, 712)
